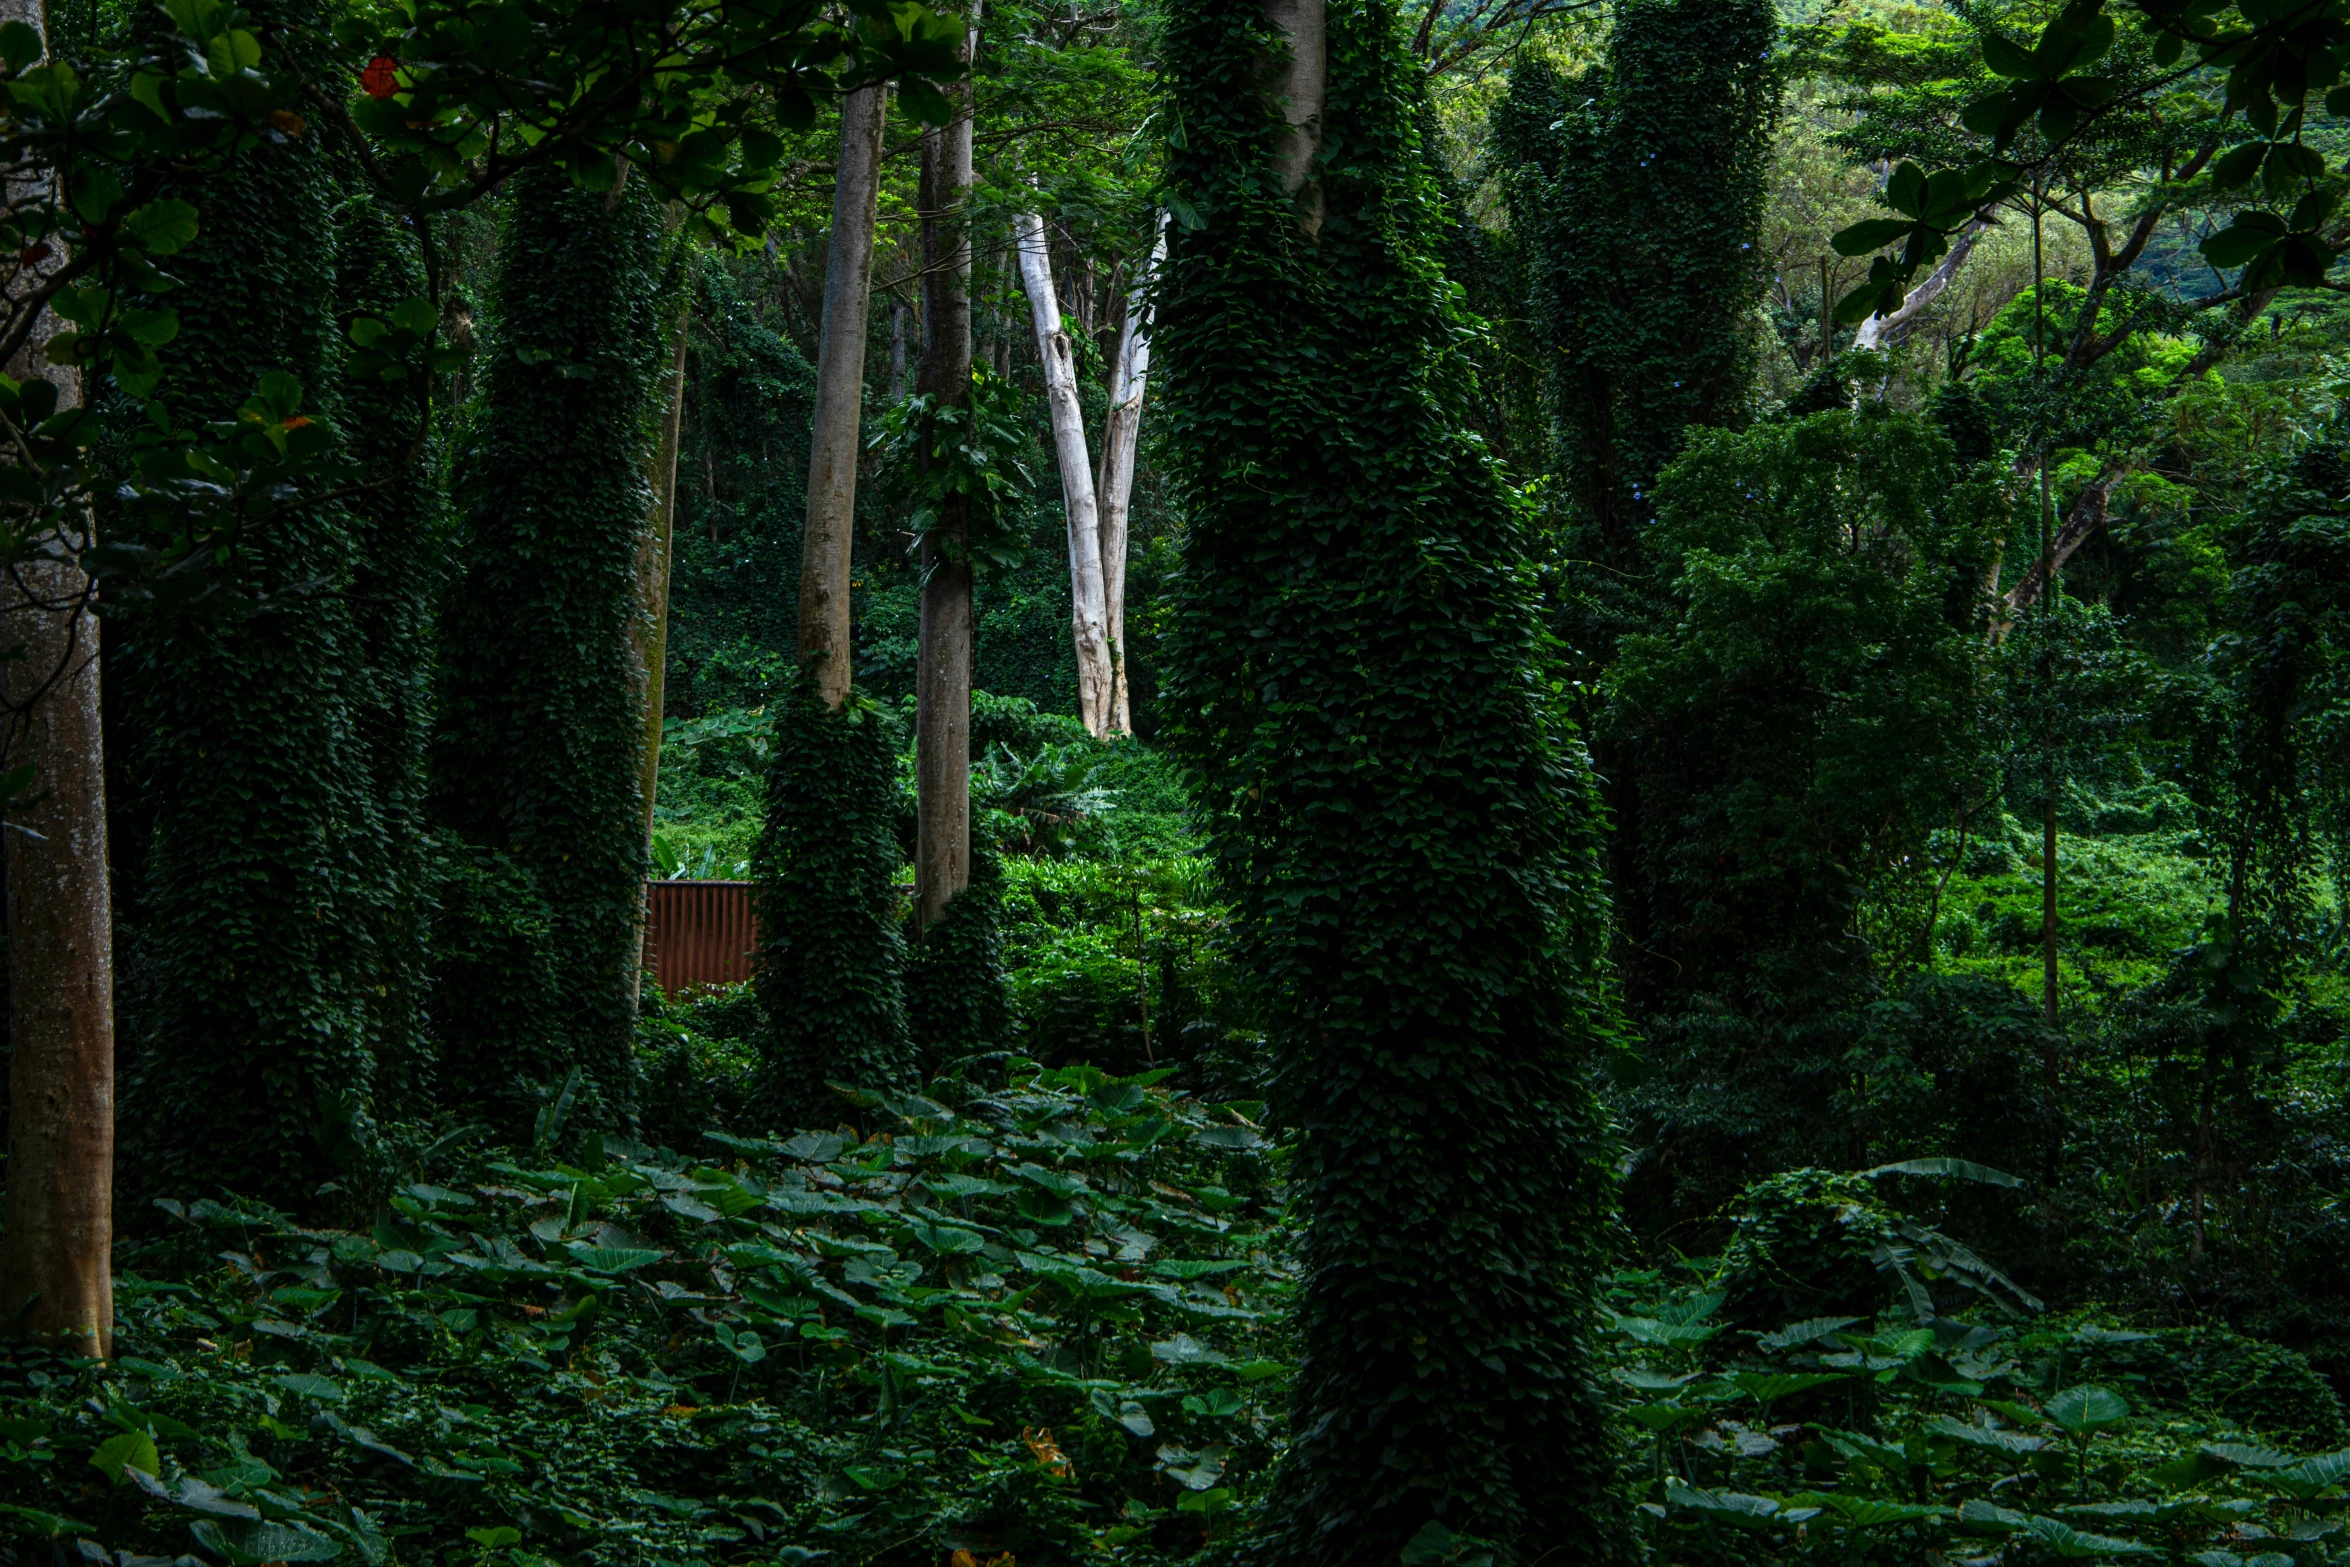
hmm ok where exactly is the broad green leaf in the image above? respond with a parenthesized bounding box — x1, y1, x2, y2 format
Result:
(1789, 1492, 1945, 1528)
(1758, 1316, 1860, 1352)
(2046, 1385, 2129, 1435)
(1928, 1415, 2047, 1456)
(2265, 1449, 2350, 1499)
(2204, 1441, 2298, 1470)
(1864, 1157, 2024, 1187)
(2024, 1516, 2160, 1558)
(1663, 1479, 1796, 1526)
(1728, 1371, 1844, 1404)
(271, 1372, 345, 1403)
(0, 1501, 87, 1536)
(1958, 1499, 2032, 1534)
(190, 1520, 339, 1565)
(89, 1430, 158, 1484)
(566, 1244, 663, 1273)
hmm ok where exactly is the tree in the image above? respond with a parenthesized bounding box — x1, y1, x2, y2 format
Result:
(1157, 0, 1626, 1554)
(799, 84, 890, 711)
(0, 0, 109, 1354)
(1015, 207, 1113, 737)
(914, 0, 982, 931)
(1495, 0, 1778, 1007)
(1094, 215, 1165, 734)
(112, 0, 392, 1204)
(432, 166, 669, 1128)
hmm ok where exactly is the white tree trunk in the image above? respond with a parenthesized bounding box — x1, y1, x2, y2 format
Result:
(1093, 213, 1168, 737)
(1852, 214, 1990, 352)
(1015, 208, 1114, 738)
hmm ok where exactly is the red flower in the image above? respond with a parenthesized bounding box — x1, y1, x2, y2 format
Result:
(360, 55, 398, 99)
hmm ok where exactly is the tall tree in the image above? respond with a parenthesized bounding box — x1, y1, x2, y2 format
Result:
(1094, 215, 1166, 736)
(914, 3, 982, 928)
(114, 0, 389, 1205)
(0, 0, 109, 1346)
(1014, 208, 1114, 737)
(753, 83, 919, 1124)
(799, 84, 889, 711)
(1496, 0, 1777, 1005)
(1158, 0, 1627, 1555)
(433, 164, 666, 1127)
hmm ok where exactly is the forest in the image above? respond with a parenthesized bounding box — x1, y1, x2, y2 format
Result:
(0, 0, 2346, 1559)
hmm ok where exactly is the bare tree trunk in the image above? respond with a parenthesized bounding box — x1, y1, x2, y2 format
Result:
(0, 0, 111, 1354)
(1093, 214, 1168, 737)
(1264, 0, 1327, 233)
(1852, 214, 1991, 351)
(1015, 209, 1114, 737)
(914, 2, 981, 931)
(629, 304, 690, 1004)
(798, 83, 890, 709)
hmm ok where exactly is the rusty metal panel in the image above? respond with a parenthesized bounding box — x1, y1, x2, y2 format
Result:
(644, 880, 760, 994)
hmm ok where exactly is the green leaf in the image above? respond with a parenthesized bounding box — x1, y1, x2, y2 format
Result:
(2265, 1449, 2350, 1499)
(0, 1500, 88, 1536)
(121, 199, 199, 255)
(1758, 1316, 1860, 1351)
(1958, 1499, 2033, 1534)
(1864, 1157, 2023, 1187)
(1664, 1479, 1801, 1526)
(190, 1520, 340, 1565)
(2025, 1516, 2160, 1558)
(566, 1244, 663, 1273)
(1787, 1493, 1946, 1528)
(842, 1464, 903, 1491)
(0, 20, 41, 70)
(271, 1372, 345, 1403)
(1981, 31, 2036, 77)
(1728, 1371, 1844, 1404)
(2204, 1441, 2299, 1470)
(2200, 218, 2286, 269)
(2045, 1385, 2129, 1436)
(89, 1430, 158, 1484)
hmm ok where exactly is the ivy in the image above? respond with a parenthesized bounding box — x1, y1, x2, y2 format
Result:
(1155, 0, 1627, 1557)
(112, 2, 389, 1207)
(430, 164, 670, 1130)
(752, 682, 915, 1128)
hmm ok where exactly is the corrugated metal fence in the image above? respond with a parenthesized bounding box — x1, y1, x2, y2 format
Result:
(643, 880, 759, 994)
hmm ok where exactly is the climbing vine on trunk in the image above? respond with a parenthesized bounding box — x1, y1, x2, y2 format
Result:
(1155, 0, 1630, 1557)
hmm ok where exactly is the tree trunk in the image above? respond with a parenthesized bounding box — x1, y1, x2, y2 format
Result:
(1015, 209, 1114, 737)
(0, 0, 111, 1351)
(1852, 213, 1990, 351)
(1264, 0, 1327, 232)
(1, 550, 113, 1359)
(798, 84, 890, 708)
(914, 2, 982, 931)
(630, 301, 690, 1004)
(1094, 214, 1167, 738)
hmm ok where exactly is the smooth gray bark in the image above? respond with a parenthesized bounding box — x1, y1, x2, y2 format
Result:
(798, 84, 890, 708)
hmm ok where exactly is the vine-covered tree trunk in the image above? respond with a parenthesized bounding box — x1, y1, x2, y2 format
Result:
(914, 6, 980, 930)
(334, 193, 440, 1108)
(1014, 209, 1113, 737)
(1495, 0, 1776, 1008)
(117, 1, 386, 1204)
(433, 165, 665, 1127)
(799, 85, 888, 709)
(1158, 0, 1628, 1558)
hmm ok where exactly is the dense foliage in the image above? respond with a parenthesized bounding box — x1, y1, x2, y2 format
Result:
(1154, 0, 1626, 1558)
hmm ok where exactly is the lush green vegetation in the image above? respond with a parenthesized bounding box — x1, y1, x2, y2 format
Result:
(6, 0, 2350, 1560)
